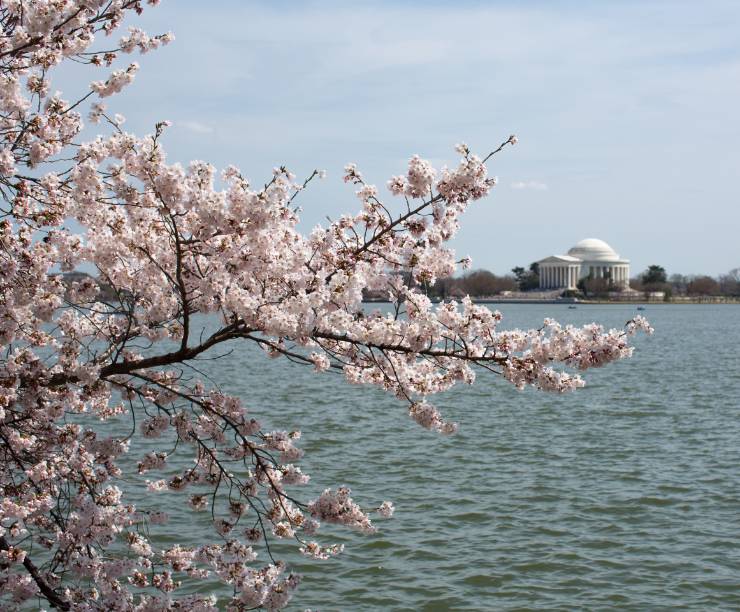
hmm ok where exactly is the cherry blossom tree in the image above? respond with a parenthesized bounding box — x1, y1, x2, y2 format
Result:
(0, 2, 653, 610)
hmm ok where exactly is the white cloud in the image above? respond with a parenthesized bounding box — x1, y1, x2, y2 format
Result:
(178, 120, 214, 134)
(511, 180, 548, 191)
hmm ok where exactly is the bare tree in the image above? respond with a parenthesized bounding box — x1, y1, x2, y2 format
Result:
(687, 276, 721, 296)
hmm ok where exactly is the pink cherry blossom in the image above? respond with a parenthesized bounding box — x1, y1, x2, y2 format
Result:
(0, 3, 651, 610)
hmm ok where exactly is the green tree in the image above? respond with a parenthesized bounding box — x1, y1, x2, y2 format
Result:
(511, 262, 540, 291)
(641, 265, 667, 284)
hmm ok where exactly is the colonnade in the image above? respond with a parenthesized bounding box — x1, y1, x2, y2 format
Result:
(539, 264, 631, 290)
(587, 264, 630, 288)
(539, 265, 580, 290)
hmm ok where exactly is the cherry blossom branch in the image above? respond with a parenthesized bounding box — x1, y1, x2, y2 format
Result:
(0, 2, 650, 608)
(0, 535, 71, 610)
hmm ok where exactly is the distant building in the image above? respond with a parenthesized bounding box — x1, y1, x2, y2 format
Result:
(537, 238, 630, 291)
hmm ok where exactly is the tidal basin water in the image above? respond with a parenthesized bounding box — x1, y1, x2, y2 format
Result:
(130, 304, 740, 610)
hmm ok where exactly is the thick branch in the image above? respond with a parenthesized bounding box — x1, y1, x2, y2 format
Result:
(46, 321, 248, 387)
(0, 536, 70, 610)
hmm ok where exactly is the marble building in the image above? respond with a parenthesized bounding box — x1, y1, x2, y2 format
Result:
(537, 238, 630, 291)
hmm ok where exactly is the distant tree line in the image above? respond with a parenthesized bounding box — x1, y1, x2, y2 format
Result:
(629, 265, 740, 299)
(575, 265, 740, 299)
(359, 264, 740, 301)
(423, 270, 518, 299)
(58, 267, 740, 304)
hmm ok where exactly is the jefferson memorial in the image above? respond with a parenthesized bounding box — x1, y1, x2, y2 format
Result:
(537, 238, 630, 291)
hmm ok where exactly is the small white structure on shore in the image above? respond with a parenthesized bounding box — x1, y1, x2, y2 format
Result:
(537, 238, 630, 290)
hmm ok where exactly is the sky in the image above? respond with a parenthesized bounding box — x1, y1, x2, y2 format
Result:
(57, 0, 740, 277)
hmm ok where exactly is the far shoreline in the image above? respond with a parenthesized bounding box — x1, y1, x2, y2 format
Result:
(363, 297, 740, 305)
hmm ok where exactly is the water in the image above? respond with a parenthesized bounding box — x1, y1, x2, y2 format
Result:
(125, 304, 740, 610)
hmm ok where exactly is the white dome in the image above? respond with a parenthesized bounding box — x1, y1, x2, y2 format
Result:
(567, 238, 620, 262)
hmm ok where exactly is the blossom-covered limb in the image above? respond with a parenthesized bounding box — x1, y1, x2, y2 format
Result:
(0, 2, 651, 609)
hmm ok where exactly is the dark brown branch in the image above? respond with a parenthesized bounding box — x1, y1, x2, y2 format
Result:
(46, 321, 247, 387)
(0, 536, 70, 610)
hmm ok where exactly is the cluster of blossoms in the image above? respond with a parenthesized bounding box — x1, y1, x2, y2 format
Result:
(307, 487, 377, 534)
(0, 2, 651, 610)
(90, 62, 139, 97)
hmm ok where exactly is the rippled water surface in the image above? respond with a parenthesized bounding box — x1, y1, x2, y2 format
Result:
(131, 304, 740, 610)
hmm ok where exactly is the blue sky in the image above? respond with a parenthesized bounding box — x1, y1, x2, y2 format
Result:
(59, 0, 740, 277)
